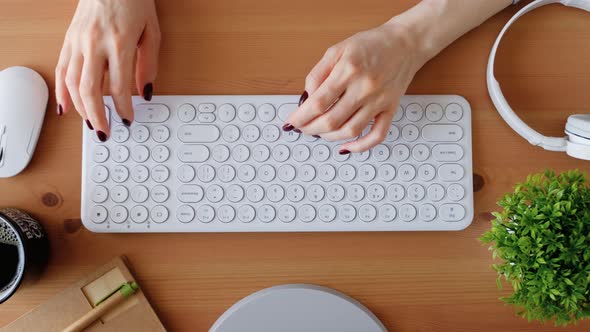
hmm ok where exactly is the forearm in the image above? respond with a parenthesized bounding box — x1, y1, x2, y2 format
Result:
(387, 0, 514, 67)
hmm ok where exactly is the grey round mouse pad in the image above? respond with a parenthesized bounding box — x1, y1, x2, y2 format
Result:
(210, 284, 388, 332)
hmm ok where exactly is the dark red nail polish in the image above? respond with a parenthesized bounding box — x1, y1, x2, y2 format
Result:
(143, 83, 153, 101)
(96, 131, 107, 142)
(86, 120, 94, 130)
(57, 104, 63, 116)
(122, 119, 132, 127)
(313, 135, 321, 138)
(282, 123, 294, 132)
(298, 91, 309, 107)
(294, 129, 302, 134)
(339, 149, 351, 155)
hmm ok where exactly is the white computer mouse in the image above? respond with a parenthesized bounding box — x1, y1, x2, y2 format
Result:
(0, 67, 48, 178)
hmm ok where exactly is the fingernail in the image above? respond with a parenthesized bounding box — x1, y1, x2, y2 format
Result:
(282, 123, 294, 132)
(57, 104, 63, 116)
(313, 135, 321, 138)
(96, 131, 107, 142)
(86, 120, 94, 130)
(298, 91, 309, 107)
(143, 83, 153, 101)
(294, 129, 302, 134)
(339, 149, 351, 155)
(122, 119, 132, 127)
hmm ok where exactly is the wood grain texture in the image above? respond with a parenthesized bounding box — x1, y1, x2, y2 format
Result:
(1, 1, 590, 331)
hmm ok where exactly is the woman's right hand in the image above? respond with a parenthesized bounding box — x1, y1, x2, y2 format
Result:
(55, 0, 161, 141)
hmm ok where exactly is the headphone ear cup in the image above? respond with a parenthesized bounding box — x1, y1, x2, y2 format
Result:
(565, 114, 590, 160)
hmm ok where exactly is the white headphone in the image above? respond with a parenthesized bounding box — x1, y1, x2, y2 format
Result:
(487, 0, 590, 160)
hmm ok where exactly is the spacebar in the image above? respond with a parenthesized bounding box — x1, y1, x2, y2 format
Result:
(178, 125, 220, 143)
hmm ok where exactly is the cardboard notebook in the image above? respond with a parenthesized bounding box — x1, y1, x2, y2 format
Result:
(4, 256, 166, 332)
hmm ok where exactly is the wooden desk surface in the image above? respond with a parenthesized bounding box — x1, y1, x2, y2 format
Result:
(1, 1, 590, 331)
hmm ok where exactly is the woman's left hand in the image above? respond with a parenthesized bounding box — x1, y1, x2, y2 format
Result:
(284, 21, 427, 154)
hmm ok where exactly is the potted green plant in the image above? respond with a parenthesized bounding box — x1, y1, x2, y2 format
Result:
(481, 170, 590, 326)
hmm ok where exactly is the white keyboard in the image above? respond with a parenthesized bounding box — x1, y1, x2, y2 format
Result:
(81, 95, 474, 232)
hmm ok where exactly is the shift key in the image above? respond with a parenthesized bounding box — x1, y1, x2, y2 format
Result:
(178, 125, 220, 143)
(422, 124, 463, 142)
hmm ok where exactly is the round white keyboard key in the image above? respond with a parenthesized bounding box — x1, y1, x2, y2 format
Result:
(212, 145, 230, 163)
(401, 124, 420, 142)
(372, 145, 390, 161)
(238, 165, 256, 182)
(152, 165, 170, 183)
(252, 145, 271, 162)
(93, 146, 109, 163)
(177, 165, 195, 183)
(307, 184, 325, 202)
(111, 205, 128, 224)
(131, 145, 150, 163)
(177, 205, 195, 223)
(92, 165, 109, 183)
(111, 185, 129, 203)
(112, 126, 130, 143)
(405, 103, 424, 122)
(398, 164, 416, 182)
(427, 184, 445, 202)
(131, 185, 149, 203)
(339, 205, 356, 222)
(420, 204, 437, 222)
(112, 165, 129, 183)
(272, 145, 290, 162)
(151, 206, 169, 223)
(348, 184, 365, 202)
(232, 145, 250, 162)
(152, 125, 170, 143)
(112, 146, 130, 163)
(247, 184, 265, 203)
(440, 204, 465, 221)
(418, 164, 436, 182)
(238, 104, 256, 122)
(258, 104, 276, 122)
(359, 204, 377, 222)
(243, 125, 261, 143)
(258, 205, 276, 223)
(447, 183, 465, 201)
(283, 131, 300, 142)
(367, 184, 385, 202)
(338, 164, 356, 182)
(278, 205, 296, 223)
(393, 105, 403, 122)
(286, 184, 305, 202)
(412, 144, 430, 162)
(358, 164, 376, 182)
(318, 164, 336, 182)
(319, 205, 337, 223)
(392, 144, 410, 162)
(399, 204, 417, 222)
(445, 103, 463, 122)
(151, 185, 169, 203)
(131, 165, 149, 183)
(312, 145, 330, 162)
(378, 164, 396, 182)
(262, 125, 280, 143)
(218, 165, 236, 183)
(379, 204, 396, 222)
(178, 103, 197, 122)
(299, 205, 316, 223)
(332, 146, 350, 162)
(259, 164, 276, 182)
(222, 125, 240, 143)
(327, 184, 345, 202)
(131, 205, 149, 223)
(177, 185, 204, 203)
(132, 125, 150, 143)
(408, 184, 426, 202)
(90, 206, 108, 224)
(300, 164, 316, 182)
(152, 145, 170, 163)
(227, 185, 245, 203)
(425, 103, 444, 122)
(206, 185, 224, 203)
(293, 145, 310, 162)
(278, 164, 296, 182)
(353, 150, 370, 162)
(197, 205, 215, 223)
(267, 184, 285, 202)
(238, 205, 256, 223)
(385, 125, 400, 142)
(219, 104, 236, 122)
(387, 184, 405, 202)
(218, 205, 236, 223)
(438, 164, 465, 181)
(92, 186, 108, 203)
(197, 165, 216, 183)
